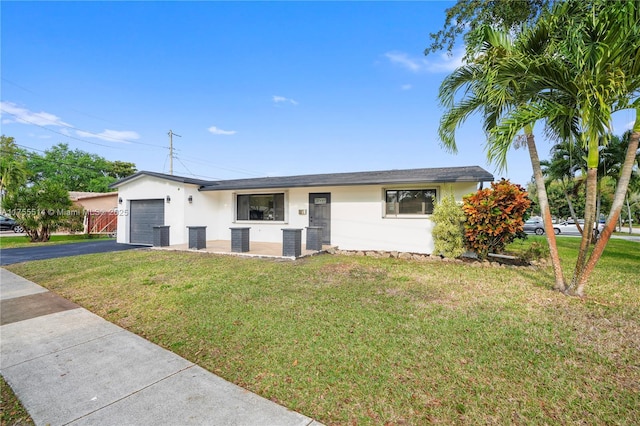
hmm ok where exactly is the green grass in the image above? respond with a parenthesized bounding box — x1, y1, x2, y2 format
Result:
(1, 376, 34, 426)
(0, 234, 112, 249)
(5, 237, 639, 425)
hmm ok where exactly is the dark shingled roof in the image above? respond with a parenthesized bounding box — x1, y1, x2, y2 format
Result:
(109, 171, 212, 188)
(201, 166, 493, 191)
(110, 166, 494, 191)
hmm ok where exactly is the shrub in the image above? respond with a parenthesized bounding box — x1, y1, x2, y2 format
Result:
(519, 241, 550, 262)
(463, 179, 532, 258)
(431, 191, 466, 258)
(2, 179, 76, 242)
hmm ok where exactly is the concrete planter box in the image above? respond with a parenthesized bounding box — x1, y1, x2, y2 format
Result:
(187, 226, 207, 250)
(153, 226, 170, 247)
(282, 228, 302, 258)
(305, 226, 323, 251)
(230, 227, 250, 253)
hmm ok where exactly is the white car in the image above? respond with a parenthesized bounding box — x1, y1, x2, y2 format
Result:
(554, 220, 603, 237)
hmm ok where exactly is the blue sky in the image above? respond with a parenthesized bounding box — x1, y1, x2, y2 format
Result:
(1, 1, 636, 185)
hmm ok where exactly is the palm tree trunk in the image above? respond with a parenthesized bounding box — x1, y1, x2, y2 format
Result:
(562, 178, 583, 234)
(626, 196, 633, 234)
(595, 185, 602, 242)
(576, 128, 640, 293)
(568, 167, 597, 295)
(526, 131, 566, 290)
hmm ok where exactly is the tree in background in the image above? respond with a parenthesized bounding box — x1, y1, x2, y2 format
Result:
(1, 137, 137, 241)
(540, 140, 586, 228)
(599, 131, 640, 233)
(431, 191, 466, 259)
(2, 180, 83, 242)
(462, 179, 531, 259)
(26, 143, 137, 192)
(0, 135, 28, 202)
(425, 0, 551, 55)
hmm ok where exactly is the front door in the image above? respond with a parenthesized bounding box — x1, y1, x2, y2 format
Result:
(309, 193, 331, 244)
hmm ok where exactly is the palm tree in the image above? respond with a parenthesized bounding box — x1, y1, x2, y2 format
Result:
(487, 0, 640, 295)
(438, 23, 568, 290)
(441, 0, 640, 295)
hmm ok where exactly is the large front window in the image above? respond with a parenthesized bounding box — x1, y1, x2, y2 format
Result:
(237, 193, 285, 221)
(385, 189, 437, 216)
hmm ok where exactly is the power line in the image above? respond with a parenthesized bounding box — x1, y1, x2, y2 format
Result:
(0, 108, 165, 149)
(1, 144, 124, 176)
(2, 77, 141, 132)
(176, 154, 264, 177)
(0, 111, 121, 149)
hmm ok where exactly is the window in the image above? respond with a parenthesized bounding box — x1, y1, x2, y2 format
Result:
(236, 193, 285, 221)
(385, 189, 437, 216)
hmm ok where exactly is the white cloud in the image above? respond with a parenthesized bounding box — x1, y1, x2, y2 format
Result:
(272, 95, 298, 106)
(384, 49, 465, 74)
(0, 101, 72, 127)
(76, 129, 140, 143)
(401, 84, 413, 91)
(384, 52, 422, 72)
(28, 133, 52, 139)
(208, 126, 237, 135)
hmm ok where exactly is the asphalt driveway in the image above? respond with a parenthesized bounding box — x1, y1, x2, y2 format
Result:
(0, 240, 146, 266)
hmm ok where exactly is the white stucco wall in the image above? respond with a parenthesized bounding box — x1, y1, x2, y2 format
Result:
(200, 181, 477, 254)
(115, 176, 215, 245)
(116, 175, 478, 253)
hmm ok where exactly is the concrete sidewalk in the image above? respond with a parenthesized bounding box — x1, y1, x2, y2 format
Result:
(0, 268, 322, 426)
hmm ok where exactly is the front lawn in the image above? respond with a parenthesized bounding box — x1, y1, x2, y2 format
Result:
(0, 234, 112, 249)
(6, 237, 639, 425)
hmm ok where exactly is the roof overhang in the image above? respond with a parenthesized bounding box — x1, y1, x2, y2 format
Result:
(109, 166, 494, 192)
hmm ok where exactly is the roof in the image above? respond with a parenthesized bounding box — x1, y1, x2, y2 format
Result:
(110, 166, 494, 191)
(69, 191, 118, 200)
(109, 171, 213, 188)
(201, 166, 493, 191)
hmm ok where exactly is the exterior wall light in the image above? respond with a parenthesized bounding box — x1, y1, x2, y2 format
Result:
(166, 195, 171, 203)
(118, 197, 123, 204)
(188, 195, 193, 203)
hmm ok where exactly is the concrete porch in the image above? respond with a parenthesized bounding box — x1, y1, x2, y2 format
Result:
(151, 240, 333, 260)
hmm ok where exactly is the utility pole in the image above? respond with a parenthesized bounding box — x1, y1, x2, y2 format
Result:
(168, 129, 181, 175)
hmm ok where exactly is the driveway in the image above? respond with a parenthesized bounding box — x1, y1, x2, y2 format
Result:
(0, 240, 146, 266)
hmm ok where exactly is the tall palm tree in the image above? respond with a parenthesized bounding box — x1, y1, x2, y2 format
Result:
(441, 0, 640, 295)
(487, 0, 640, 295)
(438, 23, 568, 290)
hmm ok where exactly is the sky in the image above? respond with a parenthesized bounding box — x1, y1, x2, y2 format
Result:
(1, 1, 636, 186)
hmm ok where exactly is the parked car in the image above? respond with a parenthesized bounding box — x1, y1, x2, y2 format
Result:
(524, 217, 547, 235)
(555, 220, 604, 237)
(0, 214, 24, 233)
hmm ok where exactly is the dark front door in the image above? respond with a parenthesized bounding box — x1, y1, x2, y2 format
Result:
(309, 193, 331, 244)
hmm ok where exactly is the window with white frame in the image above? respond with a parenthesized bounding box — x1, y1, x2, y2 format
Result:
(236, 193, 285, 221)
(385, 189, 437, 216)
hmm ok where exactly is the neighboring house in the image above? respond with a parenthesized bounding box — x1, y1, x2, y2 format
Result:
(110, 166, 494, 254)
(69, 192, 119, 234)
(69, 192, 118, 211)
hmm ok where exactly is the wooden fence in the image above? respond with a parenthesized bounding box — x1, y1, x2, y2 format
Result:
(87, 211, 117, 235)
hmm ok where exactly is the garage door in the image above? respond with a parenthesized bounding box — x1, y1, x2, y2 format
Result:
(130, 199, 165, 245)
